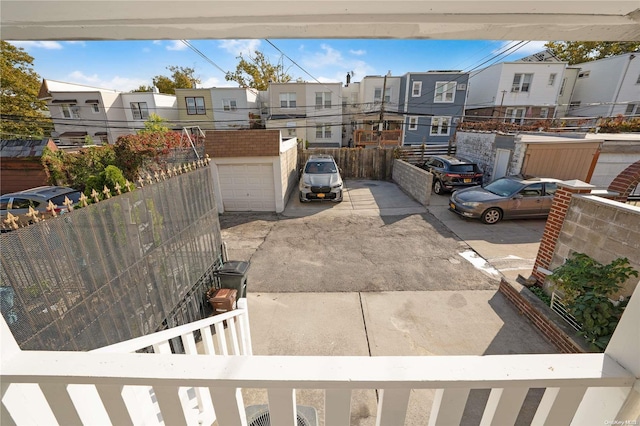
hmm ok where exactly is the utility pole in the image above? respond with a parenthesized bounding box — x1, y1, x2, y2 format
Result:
(499, 90, 507, 121)
(378, 73, 388, 148)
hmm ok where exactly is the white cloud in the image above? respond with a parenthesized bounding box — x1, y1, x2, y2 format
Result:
(65, 41, 86, 47)
(67, 71, 149, 92)
(218, 39, 261, 57)
(303, 44, 343, 68)
(349, 49, 366, 56)
(198, 76, 237, 88)
(166, 40, 188, 51)
(12, 41, 63, 50)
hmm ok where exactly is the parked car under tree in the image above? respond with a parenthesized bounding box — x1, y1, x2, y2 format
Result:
(449, 176, 561, 224)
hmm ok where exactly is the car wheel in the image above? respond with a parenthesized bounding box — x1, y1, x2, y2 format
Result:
(433, 180, 444, 195)
(481, 208, 502, 224)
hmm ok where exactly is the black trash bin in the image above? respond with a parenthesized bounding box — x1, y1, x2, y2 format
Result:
(214, 260, 249, 298)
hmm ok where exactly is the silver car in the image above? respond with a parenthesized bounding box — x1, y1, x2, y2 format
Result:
(449, 176, 561, 224)
(1, 186, 82, 230)
(299, 155, 343, 202)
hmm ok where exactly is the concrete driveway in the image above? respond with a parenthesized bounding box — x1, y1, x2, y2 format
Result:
(219, 179, 555, 425)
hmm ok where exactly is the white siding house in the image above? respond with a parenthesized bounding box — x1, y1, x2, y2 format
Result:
(210, 87, 260, 130)
(467, 61, 568, 122)
(304, 82, 343, 147)
(568, 53, 640, 118)
(39, 80, 128, 145)
(120, 92, 178, 131)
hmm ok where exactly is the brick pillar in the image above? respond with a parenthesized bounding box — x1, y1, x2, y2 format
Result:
(531, 180, 594, 284)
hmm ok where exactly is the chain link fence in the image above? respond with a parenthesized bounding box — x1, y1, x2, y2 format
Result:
(1, 165, 222, 351)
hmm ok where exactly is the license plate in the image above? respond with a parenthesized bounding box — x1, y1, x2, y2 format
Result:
(464, 178, 472, 183)
(317, 193, 325, 198)
(450, 203, 455, 210)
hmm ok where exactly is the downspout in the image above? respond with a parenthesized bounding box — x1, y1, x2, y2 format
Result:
(610, 54, 636, 117)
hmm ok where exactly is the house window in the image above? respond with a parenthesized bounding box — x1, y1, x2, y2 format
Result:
(279, 92, 297, 108)
(61, 104, 80, 119)
(569, 101, 581, 109)
(411, 81, 422, 97)
(91, 104, 100, 113)
(559, 78, 567, 96)
(505, 108, 526, 124)
(624, 104, 636, 115)
(130, 102, 149, 120)
(408, 116, 418, 130)
(548, 73, 556, 86)
(185, 97, 205, 115)
(578, 71, 590, 79)
(434, 82, 456, 102)
(374, 88, 391, 103)
(430, 116, 451, 135)
(540, 108, 549, 118)
(511, 74, 533, 92)
(223, 99, 237, 111)
(315, 92, 332, 109)
(315, 124, 332, 139)
(286, 122, 296, 136)
(350, 93, 358, 107)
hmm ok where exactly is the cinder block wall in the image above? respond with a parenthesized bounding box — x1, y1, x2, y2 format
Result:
(550, 195, 640, 296)
(391, 159, 432, 206)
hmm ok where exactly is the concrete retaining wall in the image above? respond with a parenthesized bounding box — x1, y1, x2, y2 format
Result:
(391, 159, 432, 206)
(499, 279, 588, 354)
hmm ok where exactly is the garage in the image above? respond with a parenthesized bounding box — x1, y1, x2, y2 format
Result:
(217, 163, 276, 211)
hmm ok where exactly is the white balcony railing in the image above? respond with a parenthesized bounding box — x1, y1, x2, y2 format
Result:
(2, 298, 639, 426)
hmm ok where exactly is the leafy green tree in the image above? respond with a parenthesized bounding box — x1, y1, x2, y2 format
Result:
(138, 113, 170, 134)
(225, 51, 292, 90)
(545, 41, 640, 65)
(0, 41, 52, 139)
(132, 85, 154, 92)
(152, 66, 200, 94)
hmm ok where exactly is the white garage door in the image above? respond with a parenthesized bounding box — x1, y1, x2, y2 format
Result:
(217, 163, 276, 211)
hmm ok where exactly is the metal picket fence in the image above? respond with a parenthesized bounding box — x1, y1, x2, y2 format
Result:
(0, 164, 223, 351)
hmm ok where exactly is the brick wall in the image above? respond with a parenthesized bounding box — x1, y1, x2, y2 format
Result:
(498, 278, 588, 353)
(608, 160, 640, 202)
(0, 159, 49, 194)
(532, 181, 594, 284)
(204, 130, 281, 158)
(391, 159, 432, 206)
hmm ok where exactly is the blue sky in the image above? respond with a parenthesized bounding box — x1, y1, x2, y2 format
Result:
(13, 39, 548, 92)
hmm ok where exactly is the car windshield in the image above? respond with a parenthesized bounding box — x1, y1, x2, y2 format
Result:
(449, 164, 476, 173)
(483, 178, 524, 197)
(305, 161, 337, 174)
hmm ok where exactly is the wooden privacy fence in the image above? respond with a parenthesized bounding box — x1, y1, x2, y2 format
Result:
(299, 148, 395, 180)
(299, 145, 457, 180)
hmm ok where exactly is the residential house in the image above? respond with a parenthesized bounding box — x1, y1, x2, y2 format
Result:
(399, 71, 469, 145)
(38, 79, 128, 145)
(175, 88, 215, 131)
(567, 52, 640, 118)
(210, 87, 261, 130)
(466, 58, 568, 124)
(351, 74, 404, 147)
(266, 82, 343, 148)
(120, 91, 179, 131)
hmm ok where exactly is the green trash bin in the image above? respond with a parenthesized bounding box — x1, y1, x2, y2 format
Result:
(214, 260, 249, 298)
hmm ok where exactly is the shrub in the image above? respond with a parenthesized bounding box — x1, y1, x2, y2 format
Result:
(549, 253, 638, 350)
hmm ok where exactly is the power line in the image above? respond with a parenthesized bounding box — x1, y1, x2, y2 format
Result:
(180, 40, 228, 75)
